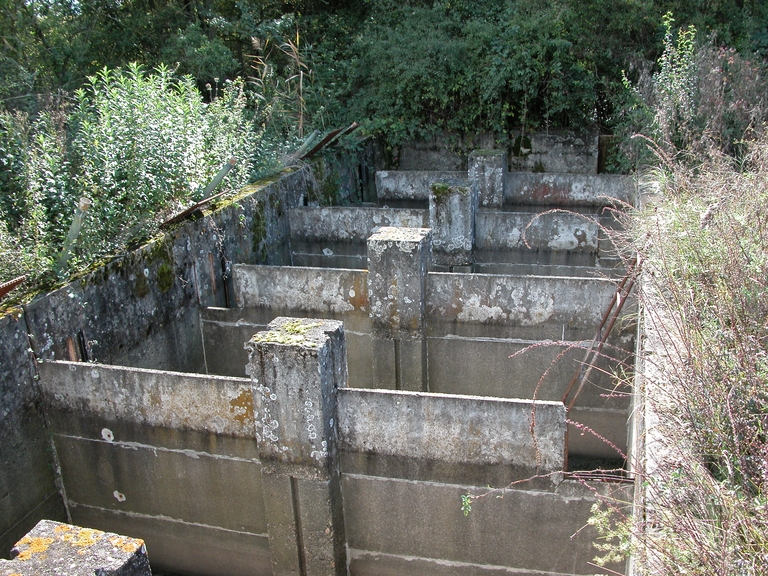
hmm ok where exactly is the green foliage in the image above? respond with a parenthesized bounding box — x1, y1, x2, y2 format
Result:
(0, 64, 292, 284)
(461, 493, 472, 516)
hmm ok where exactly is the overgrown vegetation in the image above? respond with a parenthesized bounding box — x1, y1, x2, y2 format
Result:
(0, 64, 298, 286)
(588, 17, 768, 574)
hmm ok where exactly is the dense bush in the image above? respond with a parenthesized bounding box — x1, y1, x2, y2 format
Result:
(0, 64, 295, 285)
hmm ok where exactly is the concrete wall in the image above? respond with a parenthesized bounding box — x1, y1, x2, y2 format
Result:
(290, 207, 426, 243)
(0, 165, 334, 560)
(506, 172, 635, 206)
(509, 130, 599, 174)
(375, 171, 466, 201)
(37, 319, 626, 576)
(0, 313, 66, 559)
(229, 264, 633, 459)
(337, 388, 565, 473)
(38, 361, 269, 576)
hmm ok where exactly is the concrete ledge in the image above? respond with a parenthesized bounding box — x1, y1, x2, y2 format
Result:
(426, 272, 619, 328)
(376, 170, 466, 201)
(39, 361, 254, 437)
(337, 388, 565, 473)
(234, 264, 368, 314)
(289, 207, 426, 242)
(506, 173, 635, 206)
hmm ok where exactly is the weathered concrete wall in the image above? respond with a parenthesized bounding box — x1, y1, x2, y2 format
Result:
(426, 272, 622, 332)
(509, 130, 599, 174)
(38, 361, 269, 576)
(475, 210, 600, 253)
(0, 314, 66, 559)
(375, 170, 466, 201)
(506, 172, 635, 206)
(337, 388, 565, 473)
(234, 265, 369, 315)
(290, 207, 426, 243)
(343, 475, 628, 576)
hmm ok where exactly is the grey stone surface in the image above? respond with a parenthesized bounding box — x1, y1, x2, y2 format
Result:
(247, 317, 347, 575)
(367, 228, 431, 390)
(366, 228, 431, 339)
(0, 519, 151, 576)
(375, 170, 466, 201)
(234, 265, 369, 315)
(54, 435, 266, 534)
(469, 150, 506, 208)
(39, 362, 254, 438)
(337, 388, 565, 472)
(289, 207, 426, 242)
(70, 504, 272, 576)
(429, 180, 478, 267)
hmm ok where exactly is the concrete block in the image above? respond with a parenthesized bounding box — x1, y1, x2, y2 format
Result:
(0, 519, 150, 576)
(260, 465, 347, 576)
(429, 180, 477, 267)
(469, 150, 506, 208)
(337, 388, 565, 473)
(245, 318, 347, 468)
(367, 227, 431, 391)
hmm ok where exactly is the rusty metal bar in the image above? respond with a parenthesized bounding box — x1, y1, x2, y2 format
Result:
(0, 275, 26, 301)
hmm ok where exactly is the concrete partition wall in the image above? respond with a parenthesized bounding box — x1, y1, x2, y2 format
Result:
(338, 388, 565, 474)
(505, 173, 635, 206)
(38, 361, 269, 576)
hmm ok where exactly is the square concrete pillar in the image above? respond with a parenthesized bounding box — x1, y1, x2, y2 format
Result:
(367, 227, 431, 392)
(245, 317, 347, 576)
(429, 179, 478, 267)
(469, 149, 507, 208)
(245, 317, 346, 468)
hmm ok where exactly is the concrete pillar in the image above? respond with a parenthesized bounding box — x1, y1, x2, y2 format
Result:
(429, 179, 477, 268)
(469, 149, 507, 208)
(245, 317, 347, 576)
(367, 227, 431, 391)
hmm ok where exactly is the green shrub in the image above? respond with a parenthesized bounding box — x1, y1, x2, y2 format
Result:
(0, 63, 292, 286)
